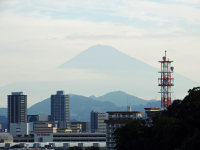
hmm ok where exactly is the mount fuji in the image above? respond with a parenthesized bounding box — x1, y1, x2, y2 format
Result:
(59, 45, 197, 99)
(0, 45, 198, 107)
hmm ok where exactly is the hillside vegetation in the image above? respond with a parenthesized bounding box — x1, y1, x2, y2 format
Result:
(115, 87, 200, 150)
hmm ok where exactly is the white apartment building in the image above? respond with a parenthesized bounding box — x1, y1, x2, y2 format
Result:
(105, 111, 142, 150)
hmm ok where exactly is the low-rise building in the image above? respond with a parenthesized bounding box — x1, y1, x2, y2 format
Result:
(10, 123, 29, 137)
(71, 122, 89, 132)
(34, 122, 57, 142)
(34, 122, 57, 133)
(71, 123, 82, 133)
(57, 128, 72, 133)
(144, 108, 161, 119)
(0, 133, 13, 143)
(13, 134, 34, 142)
(105, 110, 142, 150)
(53, 132, 106, 142)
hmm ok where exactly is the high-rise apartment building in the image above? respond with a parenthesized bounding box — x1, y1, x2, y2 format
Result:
(8, 92, 29, 136)
(8, 92, 27, 130)
(51, 91, 70, 129)
(91, 111, 106, 133)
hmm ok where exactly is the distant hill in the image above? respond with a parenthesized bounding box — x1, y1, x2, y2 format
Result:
(27, 91, 160, 121)
(0, 108, 7, 129)
(0, 116, 7, 129)
(0, 91, 160, 124)
(28, 98, 50, 115)
(28, 94, 122, 121)
(0, 108, 7, 117)
(93, 91, 148, 106)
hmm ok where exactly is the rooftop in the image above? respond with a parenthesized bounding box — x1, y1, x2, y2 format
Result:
(11, 92, 24, 95)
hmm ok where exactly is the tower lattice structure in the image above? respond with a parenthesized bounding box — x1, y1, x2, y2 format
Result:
(158, 51, 174, 108)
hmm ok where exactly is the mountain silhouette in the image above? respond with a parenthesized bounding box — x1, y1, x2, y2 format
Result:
(59, 45, 198, 99)
(0, 45, 198, 107)
(59, 45, 154, 76)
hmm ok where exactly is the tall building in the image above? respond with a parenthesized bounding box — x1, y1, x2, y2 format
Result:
(105, 109, 142, 150)
(8, 92, 29, 136)
(90, 111, 106, 133)
(8, 92, 27, 130)
(51, 91, 70, 129)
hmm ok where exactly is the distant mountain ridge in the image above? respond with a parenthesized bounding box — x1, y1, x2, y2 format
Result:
(0, 90, 161, 122)
(0, 91, 160, 128)
(27, 91, 160, 121)
(93, 91, 148, 106)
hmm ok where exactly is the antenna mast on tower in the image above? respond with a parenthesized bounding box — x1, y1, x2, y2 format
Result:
(158, 51, 174, 108)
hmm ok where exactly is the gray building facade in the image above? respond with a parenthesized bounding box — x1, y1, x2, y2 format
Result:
(51, 91, 70, 129)
(91, 111, 106, 133)
(71, 122, 89, 132)
(7, 92, 27, 131)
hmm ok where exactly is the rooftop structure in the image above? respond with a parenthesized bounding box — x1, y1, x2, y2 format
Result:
(11, 92, 23, 95)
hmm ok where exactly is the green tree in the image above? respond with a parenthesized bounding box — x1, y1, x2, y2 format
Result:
(115, 87, 200, 150)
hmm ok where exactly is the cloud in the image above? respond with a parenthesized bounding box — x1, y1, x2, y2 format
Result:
(112, 0, 200, 25)
(1, 0, 200, 26)
(0, 0, 200, 86)
(172, 0, 200, 4)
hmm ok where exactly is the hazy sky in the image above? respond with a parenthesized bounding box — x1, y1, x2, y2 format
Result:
(0, 0, 200, 89)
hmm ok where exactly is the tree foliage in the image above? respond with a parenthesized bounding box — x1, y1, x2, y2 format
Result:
(115, 87, 200, 150)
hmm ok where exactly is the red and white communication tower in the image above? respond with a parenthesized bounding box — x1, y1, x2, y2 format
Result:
(158, 51, 174, 109)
